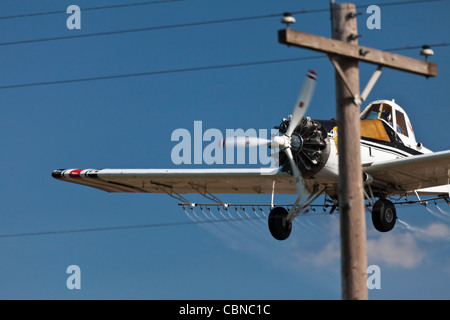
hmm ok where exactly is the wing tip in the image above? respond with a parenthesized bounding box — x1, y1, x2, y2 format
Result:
(306, 69, 317, 80)
(52, 169, 65, 179)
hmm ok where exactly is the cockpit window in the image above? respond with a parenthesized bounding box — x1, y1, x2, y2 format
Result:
(395, 110, 409, 137)
(361, 102, 410, 137)
(361, 104, 381, 120)
(379, 103, 393, 126)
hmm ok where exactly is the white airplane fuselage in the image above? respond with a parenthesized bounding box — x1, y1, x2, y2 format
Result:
(302, 99, 432, 196)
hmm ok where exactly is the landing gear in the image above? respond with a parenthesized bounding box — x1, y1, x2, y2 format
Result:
(268, 207, 292, 241)
(268, 187, 327, 240)
(372, 199, 397, 232)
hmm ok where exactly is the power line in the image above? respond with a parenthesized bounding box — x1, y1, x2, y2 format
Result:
(0, 0, 186, 20)
(1, 0, 448, 48)
(0, 55, 324, 90)
(0, 0, 445, 21)
(385, 42, 449, 52)
(0, 13, 287, 48)
(357, 0, 448, 9)
(0, 43, 447, 90)
(0, 216, 263, 239)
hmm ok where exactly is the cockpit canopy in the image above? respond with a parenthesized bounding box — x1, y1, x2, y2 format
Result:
(360, 100, 417, 148)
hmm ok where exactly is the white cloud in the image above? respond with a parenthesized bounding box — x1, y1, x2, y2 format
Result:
(310, 242, 341, 267)
(286, 217, 341, 269)
(201, 206, 450, 273)
(419, 223, 450, 241)
(290, 241, 340, 268)
(286, 218, 450, 271)
(367, 233, 423, 268)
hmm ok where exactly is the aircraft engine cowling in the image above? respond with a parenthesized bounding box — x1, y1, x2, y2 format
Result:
(278, 117, 330, 179)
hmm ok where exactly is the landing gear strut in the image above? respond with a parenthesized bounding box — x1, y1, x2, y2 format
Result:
(268, 207, 292, 240)
(268, 187, 327, 240)
(372, 198, 397, 232)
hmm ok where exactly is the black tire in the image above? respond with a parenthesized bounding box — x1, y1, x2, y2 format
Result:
(268, 207, 292, 240)
(372, 199, 397, 232)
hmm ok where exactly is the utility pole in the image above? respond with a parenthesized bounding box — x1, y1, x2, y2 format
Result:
(278, 2, 437, 300)
(330, 2, 367, 300)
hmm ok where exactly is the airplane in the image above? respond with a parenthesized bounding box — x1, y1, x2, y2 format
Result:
(52, 70, 450, 240)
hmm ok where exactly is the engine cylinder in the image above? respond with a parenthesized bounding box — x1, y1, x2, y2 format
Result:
(279, 117, 330, 178)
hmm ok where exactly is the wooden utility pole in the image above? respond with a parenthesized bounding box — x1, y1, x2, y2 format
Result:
(278, 2, 436, 300)
(331, 2, 367, 300)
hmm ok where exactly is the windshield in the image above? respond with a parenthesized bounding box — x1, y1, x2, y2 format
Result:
(361, 104, 381, 120)
(379, 104, 393, 125)
(361, 103, 394, 128)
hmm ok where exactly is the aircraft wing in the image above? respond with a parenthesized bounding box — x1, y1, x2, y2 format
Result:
(51, 168, 298, 195)
(363, 150, 450, 194)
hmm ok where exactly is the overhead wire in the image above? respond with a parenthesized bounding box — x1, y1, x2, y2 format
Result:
(0, 56, 324, 90)
(0, 216, 263, 239)
(0, 0, 446, 21)
(356, 0, 449, 8)
(4, 196, 448, 238)
(0, 0, 448, 47)
(0, 13, 283, 48)
(0, 0, 186, 20)
(0, 42, 447, 90)
(384, 42, 450, 52)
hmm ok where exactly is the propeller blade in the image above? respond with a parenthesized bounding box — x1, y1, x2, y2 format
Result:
(285, 70, 317, 137)
(284, 148, 307, 200)
(219, 136, 271, 148)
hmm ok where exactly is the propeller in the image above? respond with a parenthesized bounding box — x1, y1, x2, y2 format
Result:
(279, 70, 317, 199)
(284, 147, 307, 199)
(285, 70, 317, 137)
(220, 70, 317, 198)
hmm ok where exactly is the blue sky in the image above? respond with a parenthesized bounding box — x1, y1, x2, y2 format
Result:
(0, 0, 449, 300)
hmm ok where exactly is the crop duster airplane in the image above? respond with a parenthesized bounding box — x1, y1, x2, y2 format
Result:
(52, 70, 450, 240)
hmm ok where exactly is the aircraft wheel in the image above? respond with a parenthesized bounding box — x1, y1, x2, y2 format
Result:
(268, 207, 292, 240)
(372, 199, 397, 232)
